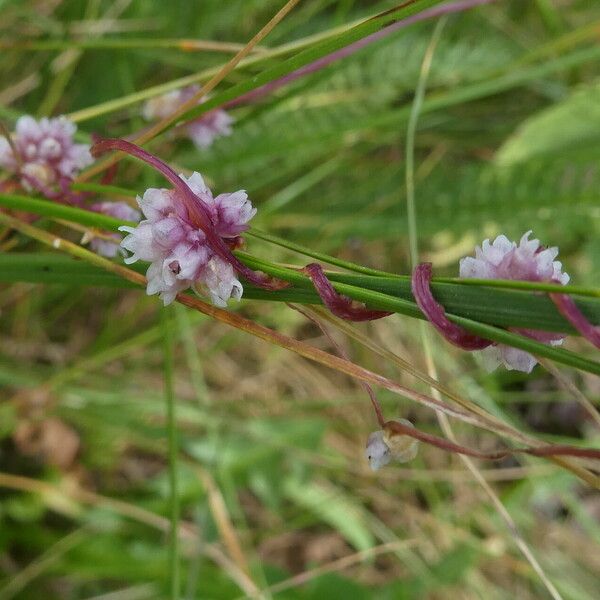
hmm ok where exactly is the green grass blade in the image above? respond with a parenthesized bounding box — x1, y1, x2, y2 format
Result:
(1, 252, 598, 375)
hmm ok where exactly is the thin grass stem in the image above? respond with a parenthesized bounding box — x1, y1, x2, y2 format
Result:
(404, 18, 564, 600)
(162, 306, 180, 599)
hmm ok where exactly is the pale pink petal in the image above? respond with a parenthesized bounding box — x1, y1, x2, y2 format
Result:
(4, 115, 91, 190)
(212, 190, 256, 237)
(119, 222, 165, 264)
(459, 231, 571, 373)
(459, 256, 492, 279)
(199, 256, 243, 307)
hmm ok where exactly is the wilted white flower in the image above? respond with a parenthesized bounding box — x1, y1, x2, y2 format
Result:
(460, 231, 569, 373)
(142, 85, 233, 150)
(365, 430, 391, 471)
(365, 419, 419, 471)
(120, 172, 254, 306)
(0, 116, 92, 191)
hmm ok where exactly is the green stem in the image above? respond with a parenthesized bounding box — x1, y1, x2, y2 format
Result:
(0, 38, 252, 53)
(162, 306, 180, 600)
(163, 1, 445, 132)
(247, 227, 394, 276)
(436, 277, 600, 298)
(405, 18, 446, 267)
(63, 4, 432, 124)
(2, 191, 599, 298)
(0, 193, 127, 230)
(0, 202, 599, 374)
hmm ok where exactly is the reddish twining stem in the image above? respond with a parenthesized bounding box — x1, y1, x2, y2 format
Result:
(291, 303, 386, 427)
(0, 180, 16, 193)
(412, 262, 492, 350)
(91, 138, 288, 291)
(385, 420, 600, 460)
(550, 292, 600, 349)
(59, 176, 86, 206)
(302, 263, 392, 322)
(90, 133, 120, 185)
(100, 161, 119, 186)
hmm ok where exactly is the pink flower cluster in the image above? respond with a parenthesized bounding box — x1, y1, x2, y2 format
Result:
(119, 172, 256, 306)
(459, 231, 570, 373)
(0, 116, 92, 191)
(460, 231, 569, 286)
(142, 86, 233, 149)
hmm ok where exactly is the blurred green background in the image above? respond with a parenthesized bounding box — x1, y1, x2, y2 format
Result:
(1, 0, 599, 598)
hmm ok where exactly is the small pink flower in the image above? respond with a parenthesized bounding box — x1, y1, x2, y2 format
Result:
(119, 172, 251, 306)
(186, 110, 233, 149)
(178, 172, 255, 238)
(142, 85, 233, 150)
(459, 231, 570, 373)
(93, 137, 285, 294)
(211, 191, 256, 237)
(460, 231, 569, 285)
(0, 116, 93, 191)
(89, 201, 141, 258)
(142, 88, 196, 120)
(199, 255, 243, 307)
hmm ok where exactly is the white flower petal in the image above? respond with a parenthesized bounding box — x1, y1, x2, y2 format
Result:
(120, 221, 163, 263)
(459, 256, 491, 279)
(138, 187, 173, 221)
(365, 431, 391, 471)
(476, 345, 504, 373)
(180, 171, 210, 197)
(499, 346, 537, 373)
(199, 256, 243, 307)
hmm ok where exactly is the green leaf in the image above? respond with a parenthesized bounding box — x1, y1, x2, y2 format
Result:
(283, 478, 375, 552)
(496, 81, 600, 165)
(306, 573, 370, 600)
(0, 403, 17, 439)
(386, 544, 478, 598)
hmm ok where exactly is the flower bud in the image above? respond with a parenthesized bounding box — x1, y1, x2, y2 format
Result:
(365, 419, 419, 471)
